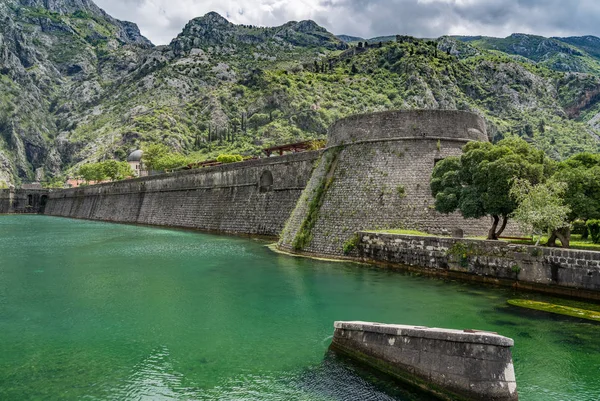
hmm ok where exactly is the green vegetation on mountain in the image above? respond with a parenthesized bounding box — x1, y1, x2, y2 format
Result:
(1, 0, 600, 186)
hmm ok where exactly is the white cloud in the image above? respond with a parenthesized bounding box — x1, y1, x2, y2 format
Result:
(94, 0, 600, 45)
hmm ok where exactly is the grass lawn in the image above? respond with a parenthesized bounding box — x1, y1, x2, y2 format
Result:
(371, 229, 435, 236)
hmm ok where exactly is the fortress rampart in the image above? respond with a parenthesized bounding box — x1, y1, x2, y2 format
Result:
(39, 110, 496, 252)
(278, 110, 493, 256)
(326, 110, 488, 147)
(44, 151, 319, 236)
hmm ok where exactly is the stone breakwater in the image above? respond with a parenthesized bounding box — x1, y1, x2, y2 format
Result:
(358, 232, 600, 300)
(44, 151, 319, 236)
(331, 321, 518, 401)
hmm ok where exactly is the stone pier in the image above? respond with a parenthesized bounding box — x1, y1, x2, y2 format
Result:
(330, 321, 518, 401)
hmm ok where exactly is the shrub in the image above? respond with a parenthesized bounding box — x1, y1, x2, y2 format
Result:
(343, 234, 360, 255)
(217, 154, 243, 164)
(587, 220, 600, 244)
(572, 220, 589, 239)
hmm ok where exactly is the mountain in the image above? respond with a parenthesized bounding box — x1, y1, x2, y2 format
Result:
(1, 0, 600, 186)
(556, 36, 600, 60)
(455, 34, 600, 74)
(337, 35, 364, 43)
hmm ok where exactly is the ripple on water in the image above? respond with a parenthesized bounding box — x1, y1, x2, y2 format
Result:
(1, 216, 600, 401)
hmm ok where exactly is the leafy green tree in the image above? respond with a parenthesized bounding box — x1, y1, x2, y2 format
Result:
(78, 163, 106, 183)
(587, 220, 600, 244)
(101, 160, 121, 181)
(154, 153, 191, 171)
(510, 179, 571, 246)
(43, 176, 66, 188)
(117, 161, 135, 179)
(431, 138, 548, 240)
(142, 144, 170, 172)
(553, 153, 600, 228)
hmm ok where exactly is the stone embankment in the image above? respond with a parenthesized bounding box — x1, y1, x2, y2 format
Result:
(358, 232, 600, 300)
(331, 321, 518, 401)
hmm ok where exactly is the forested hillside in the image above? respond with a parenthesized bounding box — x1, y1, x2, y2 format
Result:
(1, 0, 600, 186)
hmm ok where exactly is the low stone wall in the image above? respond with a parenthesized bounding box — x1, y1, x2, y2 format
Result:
(358, 232, 600, 299)
(44, 151, 319, 236)
(331, 321, 517, 401)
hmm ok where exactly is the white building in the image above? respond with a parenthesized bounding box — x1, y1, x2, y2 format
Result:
(127, 150, 146, 177)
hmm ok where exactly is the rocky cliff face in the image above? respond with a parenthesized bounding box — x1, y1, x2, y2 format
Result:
(1, 0, 600, 186)
(0, 0, 151, 184)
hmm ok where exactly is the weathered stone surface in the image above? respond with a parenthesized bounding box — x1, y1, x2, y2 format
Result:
(278, 110, 506, 256)
(357, 232, 600, 295)
(43, 151, 319, 236)
(331, 321, 518, 401)
(0, 188, 49, 213)
(327, 110, 488, 147)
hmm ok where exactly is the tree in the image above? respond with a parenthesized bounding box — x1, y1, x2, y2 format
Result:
(142, 144, 170, 172)
(101, 160, 120, 181)
(431, 138, 548, 240)
(78, 163, 106, 183)
(510, 179, 571, 246)
(154, 153, 190, 171)
(351, 63, 358, 74)
(551, 153, 600, 242)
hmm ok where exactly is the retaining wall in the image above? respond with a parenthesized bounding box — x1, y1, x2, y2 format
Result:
(331, 321, 517, 401)
(358, 232, 600, 299)
(44, 151, 319, 236)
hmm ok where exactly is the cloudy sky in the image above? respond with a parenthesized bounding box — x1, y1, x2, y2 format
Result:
(94, 0, 600, 45)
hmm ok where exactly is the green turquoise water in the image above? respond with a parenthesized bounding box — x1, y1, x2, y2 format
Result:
(1, 216, 600, 401)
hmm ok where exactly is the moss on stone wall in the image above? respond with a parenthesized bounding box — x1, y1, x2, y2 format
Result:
(291, 147, 341, 251)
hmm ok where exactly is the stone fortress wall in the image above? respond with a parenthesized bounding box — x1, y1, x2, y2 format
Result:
(33, 110, 502, 251)
(278, 110, 495, 256)
(0, 188, 49, 214)
(44, 151, 319, 236)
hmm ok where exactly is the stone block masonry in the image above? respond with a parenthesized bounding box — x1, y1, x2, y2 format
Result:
(331, 321, 518, 401)
(44, 151, 319, 236)
(0, 188, 49, 214)
(279, 110, 496, 256)
(358, 232, 600, 300)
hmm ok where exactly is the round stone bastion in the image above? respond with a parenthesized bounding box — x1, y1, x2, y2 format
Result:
(327, 109, 488, 147)
(278, 110, 495, 257)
